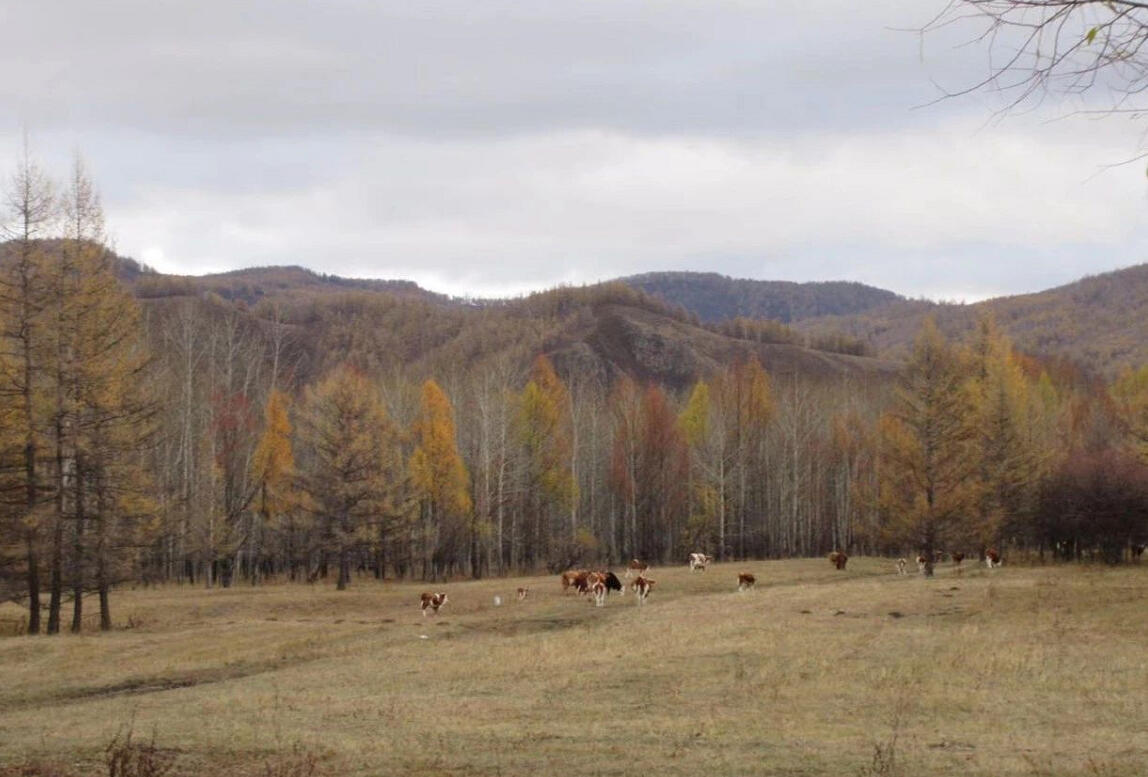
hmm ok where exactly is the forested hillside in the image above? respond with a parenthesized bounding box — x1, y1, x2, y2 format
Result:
(622, 271, 902, 323)
(794, 263, 1148, 377)
(2, 159, 1147, 641)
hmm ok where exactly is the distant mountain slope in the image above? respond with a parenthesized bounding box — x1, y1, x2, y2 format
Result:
(131, 264, 450, 306)
(621, 271, 902, 323)
(795, 263, 1148, 376)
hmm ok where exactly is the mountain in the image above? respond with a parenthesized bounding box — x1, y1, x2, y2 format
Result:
(794, 263, 1148, 376)
(122, 271, 898, 391)
(131, 264, 450, 306)
(621, 271, 902, 323)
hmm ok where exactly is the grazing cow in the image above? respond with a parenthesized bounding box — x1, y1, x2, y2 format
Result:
(828, 551, 848, 570)
(896, 558, 907, 576)
(985, 548, 1002, 568)
(516, 587, 529, 601)
(561, 569, 588, 593)
(737, 572, 756, 591)
(602, 571, 624, 596)
(590, 578, 608, 607)
(631, 575, 656, 604)
(916, 555, 927, 574)
(420, 592, 448, 616)
(688, 552, 710, 572)
(625, 559, 649, 579)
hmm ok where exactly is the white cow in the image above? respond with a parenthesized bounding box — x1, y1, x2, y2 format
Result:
(688, 552, 711, 572)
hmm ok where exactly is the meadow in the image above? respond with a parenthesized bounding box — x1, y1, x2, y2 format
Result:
(1, 558, 1146, 777)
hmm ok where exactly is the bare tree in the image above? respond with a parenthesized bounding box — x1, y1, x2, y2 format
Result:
(929, 2, 1148, 122)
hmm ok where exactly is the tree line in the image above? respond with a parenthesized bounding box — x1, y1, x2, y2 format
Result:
(2, 154, 1147, 635)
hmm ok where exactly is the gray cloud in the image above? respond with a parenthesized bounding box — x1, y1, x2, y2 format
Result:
(1, 0, 1145, 299)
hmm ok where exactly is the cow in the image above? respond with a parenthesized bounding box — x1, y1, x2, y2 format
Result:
(737, 572, 756, 591)
(625, 559, 649, 579)
(688, 552, 710, 572)
(916, 555, 927, 575)
(951, 552, 965, 567)
(561, 569, 588, 593)
(420, 592, 448, 616)
(934, 550, 946, 564)
(631, 575, 656, 604)
(602, 571, 624, 596)
(590, 578, 608, 607)
(985, 548, 1002, 568)
(896, 558, 907, 576)
(1132, 544, 1145, 562)
(516, 587, 529, 601)
(828, 551, 848, 570)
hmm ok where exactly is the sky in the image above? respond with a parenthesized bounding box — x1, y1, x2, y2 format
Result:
(1, 0, 1146, 302)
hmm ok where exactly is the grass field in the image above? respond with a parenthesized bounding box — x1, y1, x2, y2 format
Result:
(1, 558, 1147, 777)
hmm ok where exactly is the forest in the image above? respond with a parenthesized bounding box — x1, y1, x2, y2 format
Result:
(2, 155, 1148, 637)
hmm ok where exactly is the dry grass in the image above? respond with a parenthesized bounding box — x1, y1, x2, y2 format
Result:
(1, 558, 1146, 776)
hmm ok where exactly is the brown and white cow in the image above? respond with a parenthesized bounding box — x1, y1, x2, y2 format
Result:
(916, 555, 927, 574)
(737, 572, 756, 592)
(516, 587, 529, 601)
(896, 558, 907, 576)
(625, 558, 649, 579)
(688, 552, 710, 572)
(590, 578, 609, 607)
(828, 551, 848, 570)
(561, 569, 588, 593)
(420, 592, 448, 616)
(631, 575, 656, 604)
(985, 548, 1002, 568)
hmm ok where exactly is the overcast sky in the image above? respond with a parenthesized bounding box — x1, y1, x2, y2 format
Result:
(2, 0, 1146, 301)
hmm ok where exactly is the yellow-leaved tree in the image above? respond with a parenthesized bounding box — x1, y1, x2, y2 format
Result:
(249, 388, 295, 583)
(515, 355, 574, 568)
(878, 319, 979, 576)
(968, 317, 1042, 552)
(409, 379, 471, 580)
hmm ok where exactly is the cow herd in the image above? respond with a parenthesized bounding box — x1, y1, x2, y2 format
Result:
(418, 547, 1008, 617)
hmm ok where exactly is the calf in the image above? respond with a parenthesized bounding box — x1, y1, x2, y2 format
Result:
(420, 591, 448, 616)
(688, 552, 710, 572)
(516, 587, 529, 601)
(631, 575, 656, 605)
(625, 558, 649, 579)
(985, 548, 1002, 568)
(737, 572, 756, 592)
(896, 558, 907, 576)
(828, 551, 848, 570)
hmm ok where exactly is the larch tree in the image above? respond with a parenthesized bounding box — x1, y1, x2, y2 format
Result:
(0, 145, 55, 633)
(249, 388, 295, 583)
(514, 356, 573, 567)
(878, 319, 979, 576)
(409, 378, 471, 579)
(298, 365, 397, 590)
(969, 318, 1041, 551)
